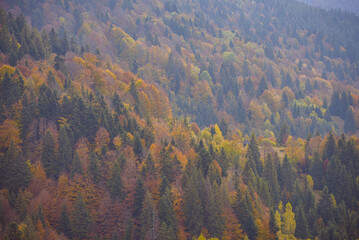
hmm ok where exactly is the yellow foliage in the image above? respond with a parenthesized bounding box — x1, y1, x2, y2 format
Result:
(248, 100, 265, 124)
(201, 129, 212, 143)
(83, 53, 99, 65)
(191, 80, 213, 104)
(113, 135, 123, 150)
(0, 65, 15, 80)
(105, 69, 117, 80)
(30, 161, 47, 183)
(95, 127, 110, 154)
(73, 56, 86, 66)
(58, 174, 69, 196)
(110, 26, 135, 50)
(0, 119, 22, 149)
(126, 132, 134, 143)
(59, 17, 65, 24)
(172, 122, 191, 153)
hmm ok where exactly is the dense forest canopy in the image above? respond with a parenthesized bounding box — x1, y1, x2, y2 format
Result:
(0, 0, 359, 239)
(296, 0, 359, 15)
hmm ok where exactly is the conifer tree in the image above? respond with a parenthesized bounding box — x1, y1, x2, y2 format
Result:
(344, 107, 356, 134)
(58, 126, 72, 173)
(72, 192, 92, 239)
(88, 151, 100, 184)
(140, 191, 159, 240)
(281, 154, 295, 192)
(310, 152, 324, 190)
(317, 186, 334, 224)
(158, 222, 176, 240)
(323, 131, 336, 160)
(205, 181, 225, 238)
(257, 77, 268, 96)
(0, 72, 16, 107)
(183, 163, 204, 237)
(234, 189, 257, 239)
(263, 154, 280, 204)
(109, 160, 123, 200)
(294, 204, 309, 239)
(133, 133, 143, 156)
(247, 133, 262, 176)
(0, 142, 31, 192)
(133, 178, 145, 219)
(71, 151, 82, 177)
(158, 187, 177, 237)
(58, 203, 72, 238)
(41, 131, 59, 178)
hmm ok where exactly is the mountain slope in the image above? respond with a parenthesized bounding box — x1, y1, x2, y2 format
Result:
(1, 1, 359, 239)
(1, 0, 359, 137)
(296, 0, 359, 15)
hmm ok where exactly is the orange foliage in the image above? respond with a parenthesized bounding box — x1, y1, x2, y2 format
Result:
(95, 127, 110, 154)
(222, 207, 246, 240)
(75, 137, 90, 173)
(171, 122, 192, 153)
(0, 119, 22, 149)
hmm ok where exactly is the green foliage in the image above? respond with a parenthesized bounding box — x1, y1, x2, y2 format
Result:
(72, 192, 92, 239)
(41, 131, 59, 179)
(294, 204, 309, 239)
(159, 188, 177, 237)
(183, 163, 205, 237)
(1, 0, 359, 239)
(140, 191, 159, 240)
(133, 177, 145, 219)
(344, 107, 356, 134)
(58, 203, 72, 238)
(0, 143, 31, 193)
(109, 160, 123, 200)
(88, 151, 101, 184)
(58, 126, 72, 173)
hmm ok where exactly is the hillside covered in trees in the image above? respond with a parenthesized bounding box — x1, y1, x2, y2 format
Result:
(296, 0, 359, 15)
(0, 0, 359, 239)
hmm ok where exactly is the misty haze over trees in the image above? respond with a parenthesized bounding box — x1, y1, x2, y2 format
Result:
(0, 0, 359, 239)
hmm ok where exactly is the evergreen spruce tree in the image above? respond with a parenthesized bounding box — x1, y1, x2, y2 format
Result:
(72, 192, 92, 239)
(281, 154, 295, 192)
(88, 151, 100, 184)
(323, 131, 336, 161)
(310, 152, 324, 190)
(158, 222, 176, 240)
(257, 77, 268, 96)
(158, 187, 177, 236)
(58, 203, 72, 239)
(247, 133, 262, 176)
(133, 178, 145, 219)
(0, 142, 31, 192)
(183, 163, 204, 237)
(205, 181, 225, 238)
(140, 191, 159, 240)
(71, 151, 82, 177)
(263, 154, 280, 204)
(133, 133, 143, 156)
(294, 204, 309, 239)
(344, 107, 356, 134)
(109, 160, 123, 200)
(317, 186, 334, 224)
(41, 131, 59, 179)
(234, 189, 257, 239)
(58, 126, 72, 173)
(0, 72, 16, 107)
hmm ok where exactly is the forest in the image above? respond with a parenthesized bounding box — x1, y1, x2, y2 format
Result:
(0, 0, 359, 239)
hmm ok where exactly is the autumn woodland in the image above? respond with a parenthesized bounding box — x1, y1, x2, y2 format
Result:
(0, 0, 359, 239)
